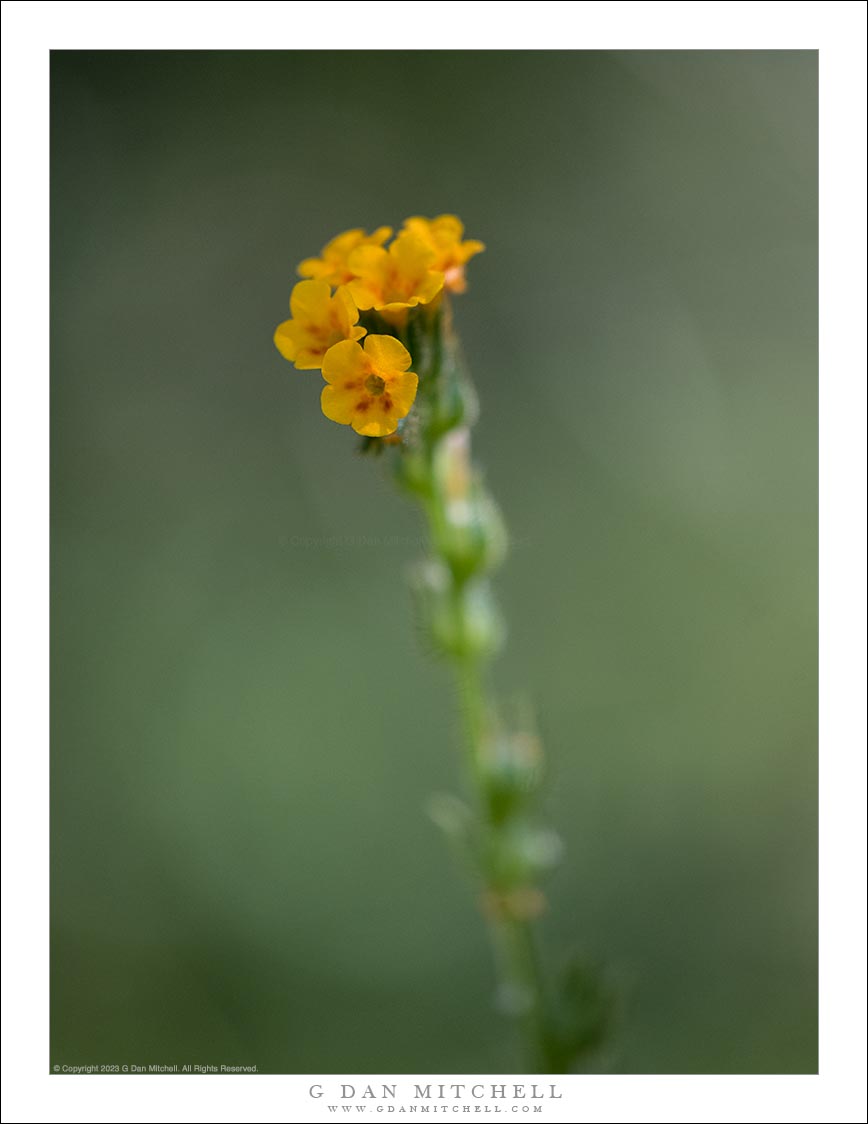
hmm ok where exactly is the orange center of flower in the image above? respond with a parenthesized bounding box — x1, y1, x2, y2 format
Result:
(365, 374, 386, 397)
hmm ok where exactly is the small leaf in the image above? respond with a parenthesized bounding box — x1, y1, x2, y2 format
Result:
(551, 951, 619, 1070)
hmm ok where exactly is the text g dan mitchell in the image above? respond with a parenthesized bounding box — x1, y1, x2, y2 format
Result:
(309, 1085, 563, 1101)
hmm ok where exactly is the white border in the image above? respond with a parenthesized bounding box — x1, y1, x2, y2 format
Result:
(2, 3, 866, 1122)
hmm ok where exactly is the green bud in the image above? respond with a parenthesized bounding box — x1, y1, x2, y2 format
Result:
(442, 486, 508, 582)
(481, 730, 544, 823)
(431, 430, 508, 582)
(487, 823, 563, 888)
(409, 562, 504, 660)
(393, 446, 432, 497)
(408, 559, 451, 653)
(427, 368, 477, 439)
(455, 579, 505, 659)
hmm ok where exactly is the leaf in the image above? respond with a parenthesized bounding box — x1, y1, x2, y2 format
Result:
(550, 951, 619, 1071)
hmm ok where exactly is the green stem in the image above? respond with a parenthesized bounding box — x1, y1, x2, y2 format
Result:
(424, 497, 557, 1073)
(400, 296, 564, 1073)
(460, 653, 560, 1072)
(456, 651, 486, 781)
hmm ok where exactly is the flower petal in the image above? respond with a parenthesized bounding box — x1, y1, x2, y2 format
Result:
(321, 339, 369, 386)
(352, 414, 399, 437)
(273, 319, 300, 362)
(364, 334, 412, 374)
(384, 369, 419, 415)
(321, 384, 357, 426)
(289, 279, 332, 322)
(414, 271, 445, 305)
(333, 285, 363, 337)
(346, 244, 388, 280)
(390, 230, 437, 274)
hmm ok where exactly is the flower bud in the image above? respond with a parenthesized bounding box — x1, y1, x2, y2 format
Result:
(431, 430, 507, 581)
(481, 729, 544, 823)
(427, 368, 477, 438)
(409, 562, 504, 660)
(393, 445, 432, 497)
(487, 823, 563, 888)
(455, 579, 505, 659)
(408, 559, 455, 655)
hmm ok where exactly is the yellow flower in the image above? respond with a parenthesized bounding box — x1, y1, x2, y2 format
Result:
(297, 226, 392, 287)
(321, 335, 418, 437)
(401, 214, 484, 293)
(344, 232, 444, 314)
(274, 280, 365, 370)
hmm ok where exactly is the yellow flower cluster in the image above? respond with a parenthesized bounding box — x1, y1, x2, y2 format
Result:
(274, 216, 484, 437)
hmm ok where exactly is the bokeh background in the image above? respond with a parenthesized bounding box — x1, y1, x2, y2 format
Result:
(50, 50, 817, 1074)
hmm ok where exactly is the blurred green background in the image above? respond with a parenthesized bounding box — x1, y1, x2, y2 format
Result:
(50, 50, 817, 1074)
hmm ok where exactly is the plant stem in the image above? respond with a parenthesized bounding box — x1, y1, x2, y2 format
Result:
(395, 296, 566, 1073)
(455, 652, 559, 1072)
